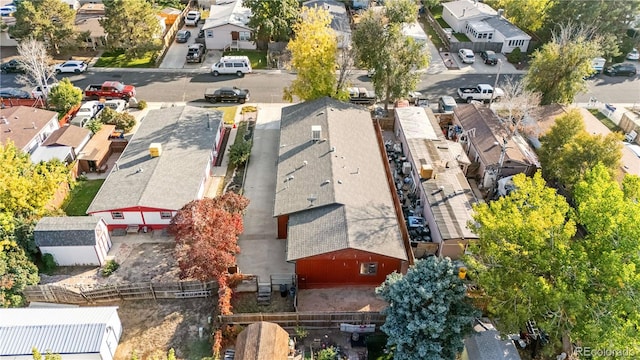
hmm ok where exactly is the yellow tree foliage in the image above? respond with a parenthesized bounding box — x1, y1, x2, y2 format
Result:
(486, 0, 551, 32)
(283, 6, 348, 102)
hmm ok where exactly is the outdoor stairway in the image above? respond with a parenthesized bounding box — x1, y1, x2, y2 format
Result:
(257, 283, 271, 305)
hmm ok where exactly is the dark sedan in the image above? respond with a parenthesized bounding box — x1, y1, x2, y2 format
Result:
(603, 63, 637, 77)
(480, 50, 498, 65)
(1, 59, 26, 74)
(0, 87, 32, 99)
(176, 30, 191, 43)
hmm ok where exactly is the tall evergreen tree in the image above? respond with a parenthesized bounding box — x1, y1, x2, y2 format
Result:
(100, 0, 163, 58)
(9, 0, 76, 54)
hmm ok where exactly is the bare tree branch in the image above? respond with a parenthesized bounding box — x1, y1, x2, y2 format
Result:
(15, 39, 56, 94)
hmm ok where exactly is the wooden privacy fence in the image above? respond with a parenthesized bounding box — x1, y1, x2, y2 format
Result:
(24, 281, 217, 304)
(218, 312, 386, 329)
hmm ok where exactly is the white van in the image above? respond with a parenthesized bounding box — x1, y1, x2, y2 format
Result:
(211, 56, 252, 77)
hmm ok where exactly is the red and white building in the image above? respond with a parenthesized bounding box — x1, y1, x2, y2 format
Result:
(87, 106, 224, 231)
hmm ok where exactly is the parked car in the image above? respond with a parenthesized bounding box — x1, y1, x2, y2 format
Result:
(211, 56, 252, 77)
(195, 29, 206, 45)
(627, 48, 639, 61)
(458, 49, 475, 64)
(31, 83, 59, 99)
(1, 59, 25, 74)
(184, 11, 200, 26)
(176, 30, 191, 43)
(0, 5, 16, 17)
(0, 87, 32, 99)
(480, 50, 498, 65)
(603, 63, 637, 77)
(186, 43, 205, 63)
(438, 96, 458, 113)
(70, 101, 105, 127)
(103, 99, 128, 113)
(54, 60, 88, 74)
(204, 87, 250, 104)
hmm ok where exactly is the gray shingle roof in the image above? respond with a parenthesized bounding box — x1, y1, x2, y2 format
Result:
(275, 97, 406, 261)
(87, 106, 222, 213)
(482, 16, 530, 39)
(464, 329, 522, 360)
(0, 307, 119, 356)
(34, 216, 102, 246)
(303, 0, 352, 35)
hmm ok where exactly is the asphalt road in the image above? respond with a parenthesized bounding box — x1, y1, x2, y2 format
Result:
(1, 68, 638, 105)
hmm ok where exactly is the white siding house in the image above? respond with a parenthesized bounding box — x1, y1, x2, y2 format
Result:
(0, 307, 122, 360)
(0, 107, 60, 155)
(34, 216, 112, 266)
(201, 0, 255, 51)
(303, 0, 352, 49)
(442, 0, 497, 33)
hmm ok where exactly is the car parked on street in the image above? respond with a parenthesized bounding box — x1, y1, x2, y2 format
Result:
(0, 5, 16, 17)
(480, 50, 498, 65)
(54, 60, 88, 74)
(1, 59, 25, 74)
(176, 30, 191, 43)
(458, 48, 475, 64)
(603, 63, 637, 77)
(184, 11, 200, 26)
(32, 83, 59, 99)
(627, 48, 639, 61)
(0, 87, 32, 99)
(204, 87, 250, 104)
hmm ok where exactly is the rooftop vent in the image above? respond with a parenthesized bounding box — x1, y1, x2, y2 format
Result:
(311, 125, 322, 141)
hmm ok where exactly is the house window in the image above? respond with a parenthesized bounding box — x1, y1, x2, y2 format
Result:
(360, 262, 378, 276)
(206, 30, 214, 38)
(160, 211, 172, 219)
(111, 212, 124, 219)
(488, 33, 493, 40)
(239, 31, 250, 41)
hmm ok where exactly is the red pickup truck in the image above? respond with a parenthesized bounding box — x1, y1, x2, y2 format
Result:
(84, 81, 136, 101)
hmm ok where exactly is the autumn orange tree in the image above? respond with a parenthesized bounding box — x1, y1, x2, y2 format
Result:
(168, 193, 249, 281)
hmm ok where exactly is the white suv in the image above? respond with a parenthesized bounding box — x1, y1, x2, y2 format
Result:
(185, 11, 201, 26)
(458, 48, 475, 64)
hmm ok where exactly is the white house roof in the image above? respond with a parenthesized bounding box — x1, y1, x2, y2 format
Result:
(30, 145, 72, 163)
(443, 0, 496, 19)
(86, 106, 222, 213)
(0, 306, 119, 356)
(202, 0, 251, 30)
(467, 20, 494, 33)
(482, 16, 530, 40)
(402, 21, 428, 42)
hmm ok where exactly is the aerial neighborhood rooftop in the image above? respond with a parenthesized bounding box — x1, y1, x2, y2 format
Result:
(0, 0, 639, 359)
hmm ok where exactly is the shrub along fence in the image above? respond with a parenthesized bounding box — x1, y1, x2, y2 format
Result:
(24, 280, 217, 304)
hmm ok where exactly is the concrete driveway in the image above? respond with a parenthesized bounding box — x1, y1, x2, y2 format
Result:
(159, 23, 209, 70)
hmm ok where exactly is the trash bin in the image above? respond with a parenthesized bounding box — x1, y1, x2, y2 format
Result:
(280, 284, 288, 297)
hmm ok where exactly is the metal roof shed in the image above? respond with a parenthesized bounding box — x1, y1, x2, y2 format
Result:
(0, 306, 121, 360)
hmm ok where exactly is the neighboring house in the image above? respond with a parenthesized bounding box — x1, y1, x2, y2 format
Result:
(86, 106, 224, 231)
(234, 322, 292, 360)
(30, 124, 92, 163)
(0, 106, 60, 155)
(62, 0, 81, 10)
(34, 216, 112, 266)
(274, 97, 408, 289)
(202, 0, 254, 51)
(442, 0, 530, 53)
(394, 107, 478, 259)
(158, 7, 182, 26)
(76, 17, 107, 50)
(77, 124, 116, 174)
(0, 306, 122, 360)
(462, 319, 522, 360)
(303, 0, 351, 49)
(452, 103, 539, 190)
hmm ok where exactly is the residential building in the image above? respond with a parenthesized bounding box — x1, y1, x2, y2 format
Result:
(34, 216, 112, 266)
(202, 0, 254, 51)
(77, 124, 117, 174)
(0, 306, 122, 360)
(0, 106, 60, 155)
(394, 107, 478, 259)
(274, 97, 408, 289)
(234, 322, 293, 360)
(30, 124, 91, 164)
(451, 103, 539, 190)
(86, 106, 224, 231)
(303, 0, 352, 49)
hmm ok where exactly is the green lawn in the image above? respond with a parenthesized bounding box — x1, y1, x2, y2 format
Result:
(62, 179, 105, 216)
(94, 50, 157, 68)
(454, 32, 471, 42)
(588, 109, 622, 132)
(222, 50, 267, 69)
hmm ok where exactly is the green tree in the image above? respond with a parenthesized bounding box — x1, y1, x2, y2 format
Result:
(32, 348, 62, 360)
(229, 139, 252, 166)
(485, 0, 552, 32)
(86, 119, 104, 135)
(353, 0, 429, 110)
(1, 248, 40, 307)
(98, 107, 137, 133)
(571, 164, 640, 354)
(376, 257, 479, 360)
(284, 6, 347, 102)
(525, 24, 600, 105)
(622, 174, 640, 202)
(100, 0, 162, 58)
(243, 0, 300, 49)
(538, 109, 621, 189)
(9, 0, 76, 54)
(317, 347, 338, 360)
(48, 78, 83, 113)
(466, 172, 578, 355)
